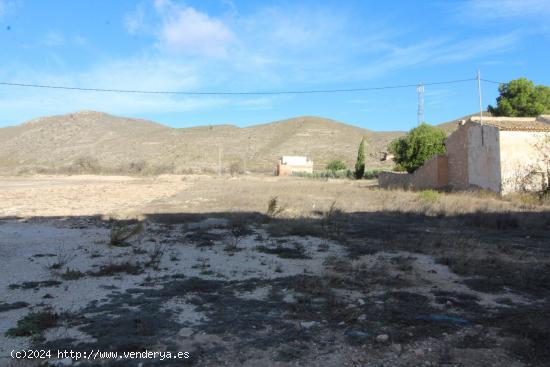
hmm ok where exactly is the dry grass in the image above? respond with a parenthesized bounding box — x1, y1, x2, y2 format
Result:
(142, 175, 549, 222)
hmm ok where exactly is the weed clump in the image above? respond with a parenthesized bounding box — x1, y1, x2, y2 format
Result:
(109, 221, 144, 247)
(5, 309, 59, 339)
(60, 268, 85, 281)
(267, 196, 285, 218)
(418, 190, 440, 203)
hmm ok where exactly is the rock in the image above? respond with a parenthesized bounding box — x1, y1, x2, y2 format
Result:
(346, 330, 370, 340)
(446, 300, 453, 307)
(376, 334, 389, 343)
(300, 321, 318, 329)
(357, 299, 366, 305)
(357, 314, 367, 321)
(178, 327, 193, 337)
(391, 343, 403, 353)
(414, 348, 425, 356)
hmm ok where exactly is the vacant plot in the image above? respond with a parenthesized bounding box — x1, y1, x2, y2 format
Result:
(1, 174, 549, 366)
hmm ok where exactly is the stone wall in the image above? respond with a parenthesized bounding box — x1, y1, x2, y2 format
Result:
(445, 122, 469, 189)
(378, 154, 448, 190)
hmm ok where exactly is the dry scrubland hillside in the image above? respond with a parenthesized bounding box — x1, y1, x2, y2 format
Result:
(0, 111, 403, 175)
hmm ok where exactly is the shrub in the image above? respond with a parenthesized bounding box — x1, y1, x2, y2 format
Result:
(326, 160, 347, 171)
(292, 169, 351, 179)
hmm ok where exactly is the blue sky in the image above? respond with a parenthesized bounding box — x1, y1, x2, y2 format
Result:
(1, 0, 549, 130)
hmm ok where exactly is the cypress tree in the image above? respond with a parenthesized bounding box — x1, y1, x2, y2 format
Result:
(354, 138, 366, 179)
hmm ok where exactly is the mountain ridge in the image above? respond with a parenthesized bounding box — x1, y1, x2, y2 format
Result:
(0, 110, 456, 175)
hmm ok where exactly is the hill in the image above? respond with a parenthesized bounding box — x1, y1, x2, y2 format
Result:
(0, 111, 403, 174)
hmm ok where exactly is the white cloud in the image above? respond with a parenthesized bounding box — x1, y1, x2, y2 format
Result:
(124, 3, 147, 34)
(463, 0, 550, 19)
(344, 32, 520, 80)
(153, 0, 236, 56)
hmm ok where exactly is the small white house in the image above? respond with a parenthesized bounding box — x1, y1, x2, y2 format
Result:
(276, 156, 313, 176)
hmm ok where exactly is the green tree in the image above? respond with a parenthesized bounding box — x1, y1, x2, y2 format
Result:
(389, 123, 446, 173)
(354, 138, 366, 179)
(488, 78, 550, 117)
(326, 160, 347, 172)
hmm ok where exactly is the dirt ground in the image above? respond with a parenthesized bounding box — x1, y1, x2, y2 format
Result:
(1, 175, 549, 367)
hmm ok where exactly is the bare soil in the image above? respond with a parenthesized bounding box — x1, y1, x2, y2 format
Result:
(1, 174, 549, 366)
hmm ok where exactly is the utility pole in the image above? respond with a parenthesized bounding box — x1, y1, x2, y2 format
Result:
(417, 83, 424, 125)
(218, 142, 222, 176)
(243, 135, 251, 174)
(477, 69, 483, 123)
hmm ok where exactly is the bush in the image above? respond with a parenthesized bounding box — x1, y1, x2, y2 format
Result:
(363, 169, 383, 179)
(389, 123, 446, 173)
(326, 160, 347, 171)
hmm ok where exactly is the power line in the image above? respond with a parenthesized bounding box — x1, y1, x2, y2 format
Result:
(481, 78, 505, 85)
(0, 78, 476, 95)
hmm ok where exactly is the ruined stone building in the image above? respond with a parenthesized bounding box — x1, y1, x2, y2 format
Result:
(379, 115, 550, 194)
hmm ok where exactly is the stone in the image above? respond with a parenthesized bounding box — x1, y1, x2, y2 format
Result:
(376, 334, 389, 343)
(391, 343, 403, 353)
(300, 321, 318, 329)
(178, 327, 194, 337)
